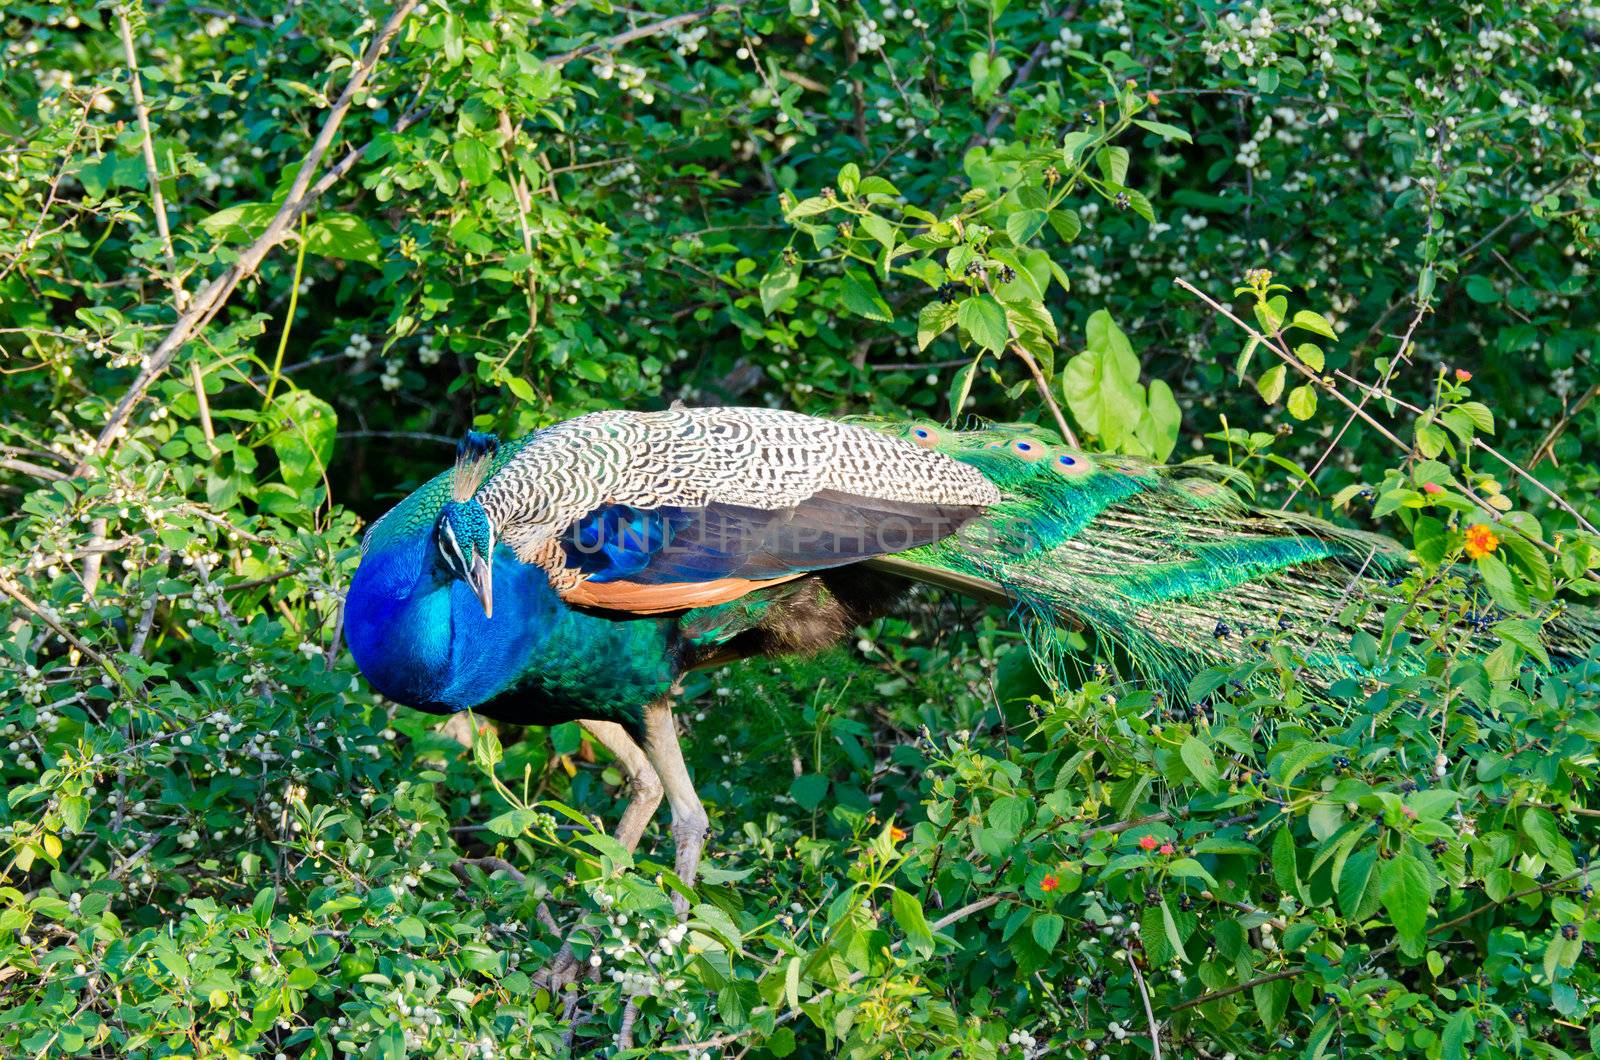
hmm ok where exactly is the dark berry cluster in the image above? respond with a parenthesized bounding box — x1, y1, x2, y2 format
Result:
(936, 281, 962, 304)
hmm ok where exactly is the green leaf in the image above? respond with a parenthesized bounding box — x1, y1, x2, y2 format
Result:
(198, 200, 280, 242)
(1381, 851, 1432, 954)
(1096, 146, 1129, 186)
(1287, 384, 1318, 420)
(305, 214, 381, 266)
(790, 773, 829, 811)
(1253, 974, 1290, 1032)
(1463, 275, 1499, 303)
(483, 809, 538, 837)
(759, 262, 800, 316)
(1160, 900, 1188, 963)
(1136, 379, 1181, 462)
(1180, 735, 1220, 793)
(1290, 309, 1337, 338)
(918, 300, 959, 350)
(1133, 118, 1193, 143)
(1005, 209, 1048, 245)
(1295, 343, 1325, 372)
(957, 295, 1009, 353)
(1063, 309, 1143, 449)
(452, 138, 496, 186)
(262, 390, 336, 491)
(1048, 209, 1082, 242)
(890, 888, 936, 957)
(836, 162, 860, 196)
(1457, 401, 1495, 434)
(1256, 364, 1286, 404)
(1271, 823, 1299, 894)
(1030, 912, 1064, 952)
(1338, 845, 1379, 918)
(1522, 806, 1575, 874)
(949, 359, 978, 419)
(860, 212, 896, 251)
(839, 270, 893, 322)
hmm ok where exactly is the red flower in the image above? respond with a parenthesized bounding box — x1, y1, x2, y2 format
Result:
(1455, 368, 1473, 382)
(1139, 834, 1159, 851)
(1159, 842, 1175, 856)
(1421, 482, 1444, 495)
(1041, 873, 1060, 893)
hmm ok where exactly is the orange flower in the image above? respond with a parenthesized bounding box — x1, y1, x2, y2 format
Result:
(1455, 368, 1473, 382)
(1139, 834, 1159, 851)
(1041, 873, 1060, 893)
(1464, 524, 1499, 560)
(888, 825, 907, 843)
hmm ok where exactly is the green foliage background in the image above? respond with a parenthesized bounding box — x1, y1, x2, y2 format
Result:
(3, 0, 1600, 1056)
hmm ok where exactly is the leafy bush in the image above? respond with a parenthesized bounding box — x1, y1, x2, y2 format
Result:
(3, 0, 1600, 1056)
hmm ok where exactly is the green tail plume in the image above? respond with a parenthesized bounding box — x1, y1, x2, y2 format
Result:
(856, 418, 1598, 693)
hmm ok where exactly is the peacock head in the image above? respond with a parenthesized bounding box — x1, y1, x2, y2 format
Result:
(434, 431, 499, 618)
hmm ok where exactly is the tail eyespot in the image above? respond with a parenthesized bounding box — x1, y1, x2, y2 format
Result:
(1052, 451, 1095, 476)
(909, 425, 941, 449)
(1010, 439, 1047, 461)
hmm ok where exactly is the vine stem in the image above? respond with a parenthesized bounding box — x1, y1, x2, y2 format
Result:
(262, 215, 309, 409)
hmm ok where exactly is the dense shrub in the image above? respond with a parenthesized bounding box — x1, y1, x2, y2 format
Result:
(2, 0, 1599, 1056)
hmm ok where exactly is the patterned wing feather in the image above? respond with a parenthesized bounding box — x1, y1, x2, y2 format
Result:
(473, 408, 1000, 611)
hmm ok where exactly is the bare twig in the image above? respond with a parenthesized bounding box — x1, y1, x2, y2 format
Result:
(546, 3, 743, 66)
(1129, 954, 1163, 1060)
(82, 0, 424, 469)
(618, 997, 642, 1049)
(1530, 381, 1599, 469)
(117, 7, 182, 298)
(1175, 277, 1413, 456)
(0, 457, 68, 481)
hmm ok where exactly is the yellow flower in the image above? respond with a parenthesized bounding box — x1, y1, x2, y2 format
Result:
(1464, 524, 1499, 559)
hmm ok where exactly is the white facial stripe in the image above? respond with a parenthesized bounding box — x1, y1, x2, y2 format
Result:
(439, 519, 468, 571)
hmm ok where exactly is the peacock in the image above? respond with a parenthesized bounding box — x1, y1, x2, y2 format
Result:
(343, 406, 1597, 922)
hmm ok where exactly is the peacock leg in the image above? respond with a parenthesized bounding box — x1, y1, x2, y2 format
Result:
(535, 719, 664, 993)
(578, 719, 664, 853)
(641, 698, 710, 916)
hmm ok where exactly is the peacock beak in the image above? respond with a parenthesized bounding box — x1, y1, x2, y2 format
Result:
(465, 553, 494, 618)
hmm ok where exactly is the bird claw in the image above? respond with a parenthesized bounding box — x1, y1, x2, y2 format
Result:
(532, 935, 602, 994)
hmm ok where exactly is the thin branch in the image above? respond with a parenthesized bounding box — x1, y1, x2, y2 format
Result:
(546, 3, 744, 67)
(1530, 381, 1599, 469)
(1129, 953, 1163, 1060)
(117, 6, 183, 300)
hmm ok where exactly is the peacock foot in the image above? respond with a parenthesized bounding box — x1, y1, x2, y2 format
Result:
(532, 933, 603, 994)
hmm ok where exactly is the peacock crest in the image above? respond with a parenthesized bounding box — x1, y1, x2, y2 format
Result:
(452, 430, 500, 502)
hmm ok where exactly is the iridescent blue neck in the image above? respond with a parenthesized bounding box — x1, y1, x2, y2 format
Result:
(344, 532, 560, 711)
